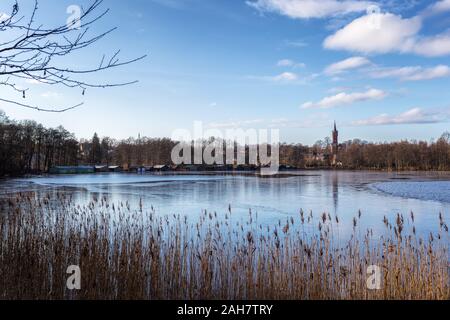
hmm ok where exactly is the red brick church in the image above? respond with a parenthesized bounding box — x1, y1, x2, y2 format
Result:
(332, 121, 339, 166)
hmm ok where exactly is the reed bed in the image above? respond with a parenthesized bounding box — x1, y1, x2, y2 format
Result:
(0, 193, 448, 300)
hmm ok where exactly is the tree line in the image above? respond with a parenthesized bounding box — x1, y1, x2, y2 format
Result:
(1, 111, 450, 176)
(0, 112, 176, 176)
(283, 134, 450, 171)
(0, 111, 79, 175)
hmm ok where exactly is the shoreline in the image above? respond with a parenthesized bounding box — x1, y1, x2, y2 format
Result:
(2, 167, 450, 179)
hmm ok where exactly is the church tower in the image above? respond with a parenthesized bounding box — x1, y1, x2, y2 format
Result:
(332, 122, 339, 165)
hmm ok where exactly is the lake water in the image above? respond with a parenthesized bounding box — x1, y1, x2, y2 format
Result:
(2, 171, 450, 238)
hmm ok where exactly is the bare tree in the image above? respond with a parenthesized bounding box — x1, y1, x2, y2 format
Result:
(0, 0, 146, 112)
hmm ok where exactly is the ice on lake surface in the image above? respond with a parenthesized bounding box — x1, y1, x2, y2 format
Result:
(2, 171, 450, 237)
(372, 181, 450, 203)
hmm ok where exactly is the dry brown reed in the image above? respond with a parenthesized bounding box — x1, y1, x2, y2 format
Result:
(0, 193, 448, 300)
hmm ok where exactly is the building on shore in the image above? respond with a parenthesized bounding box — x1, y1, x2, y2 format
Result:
(108, 166, 123, 172)
(152, 165, 170, 172)
(49, 166, 95, 174)
(94, 165, 109, 173)
(303, 122, 341, 167)
(50, 165, 123, 174)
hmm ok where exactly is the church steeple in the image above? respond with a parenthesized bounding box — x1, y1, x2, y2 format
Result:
(332, 122, 339, 166)
(332, 121, 338, 146)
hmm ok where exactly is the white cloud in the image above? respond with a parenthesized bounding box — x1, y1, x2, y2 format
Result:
(277, 59, 294, 67)
(273, 72, 299, 81)
(370, 66, 421, 79)
(208, 116, 332, 130)
(353, 108, 447, 126)
(301, 88, 386, 109)
(268, 113, 331, 128)
(324, 13, 422, 54)
(277, 59, 306, 68)
(370, 65, 450, 81)
(412, 32, 450, 57)
(325, 56, 371, 75)
(324, 9, 450, 57)
(248, 71, 302, 83)
(423, 0, 450, 16)
(247, 0, 372, 19)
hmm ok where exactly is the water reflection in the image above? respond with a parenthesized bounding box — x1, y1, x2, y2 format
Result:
(2, 171, 449, 237)
(332, 171, 339, 213)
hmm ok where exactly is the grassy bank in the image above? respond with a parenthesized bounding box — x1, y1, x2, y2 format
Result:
(0, 193, 448, 300)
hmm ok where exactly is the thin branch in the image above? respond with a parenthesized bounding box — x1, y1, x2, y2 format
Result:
(0, 97, 83, 113)
(0, 0, 145, 113)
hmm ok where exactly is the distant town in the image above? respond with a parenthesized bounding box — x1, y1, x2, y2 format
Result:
(1, 111, 450, 177)
(52, 122, 342, 174)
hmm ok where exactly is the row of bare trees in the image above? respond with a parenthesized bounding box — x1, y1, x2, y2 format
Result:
(0, 113, 177, 176)
(338, 136, 450, 171)
(280, 134, 450, 171)
(0, 111, 78, 175)
(78, 136, 176, 169)
(2, 112, 450, 176)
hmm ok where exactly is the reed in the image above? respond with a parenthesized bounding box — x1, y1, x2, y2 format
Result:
(0, 193, 448, 300)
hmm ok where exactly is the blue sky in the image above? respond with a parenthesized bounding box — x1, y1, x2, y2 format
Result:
(1, 0, 450, 144)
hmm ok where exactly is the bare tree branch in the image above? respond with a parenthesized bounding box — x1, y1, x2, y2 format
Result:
(0, 97, 83, 112)
(0, 0, 146, 112)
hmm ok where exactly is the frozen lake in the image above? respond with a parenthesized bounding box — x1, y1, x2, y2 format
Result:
(2, 170, 450, 237)
(372, 181, 450, 204)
